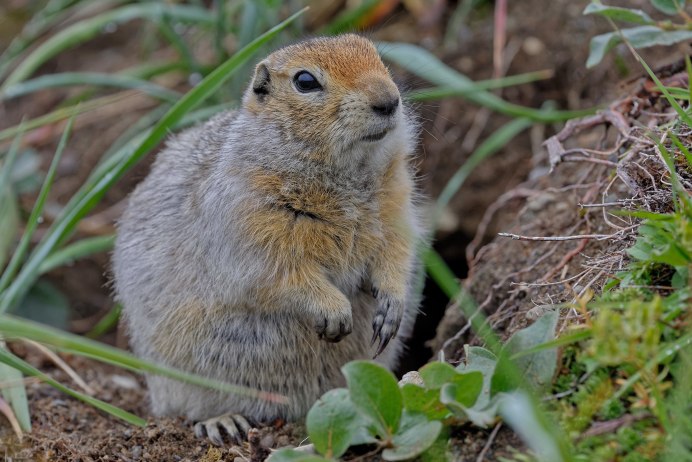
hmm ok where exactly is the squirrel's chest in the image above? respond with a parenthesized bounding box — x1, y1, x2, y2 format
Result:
(241, 178, 384, 274)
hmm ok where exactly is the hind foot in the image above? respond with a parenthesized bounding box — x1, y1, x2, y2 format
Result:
(194, 413, 253, 446)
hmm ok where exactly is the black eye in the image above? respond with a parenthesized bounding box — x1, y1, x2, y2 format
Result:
(293, 71, 322, 92)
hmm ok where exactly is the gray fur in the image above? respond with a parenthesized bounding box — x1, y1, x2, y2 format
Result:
(113, 35, 426, 424)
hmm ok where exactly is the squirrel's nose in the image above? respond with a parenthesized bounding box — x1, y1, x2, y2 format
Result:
(371, 97, 399, 117)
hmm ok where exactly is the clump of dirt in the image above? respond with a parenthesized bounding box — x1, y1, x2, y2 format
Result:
(431, 62, 690, 361)
(1, 344, 304, 461)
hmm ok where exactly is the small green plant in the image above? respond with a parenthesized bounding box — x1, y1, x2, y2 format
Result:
(268, 310, 561, 462)
(584, 0, 692, 67)
(553, 128, 692, 460)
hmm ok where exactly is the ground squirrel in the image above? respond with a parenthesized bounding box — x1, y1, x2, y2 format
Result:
(113, 34, 425, 445)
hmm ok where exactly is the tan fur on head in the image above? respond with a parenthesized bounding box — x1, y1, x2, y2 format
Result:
(243, 34, 402, 159)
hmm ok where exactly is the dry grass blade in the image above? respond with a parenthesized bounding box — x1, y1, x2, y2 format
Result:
(0, 395, 23, 440)
(23, 339, 95, 395)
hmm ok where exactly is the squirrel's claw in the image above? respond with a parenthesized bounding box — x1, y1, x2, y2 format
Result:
(371, 289, 403, 358)
(194, 413, 253, 446)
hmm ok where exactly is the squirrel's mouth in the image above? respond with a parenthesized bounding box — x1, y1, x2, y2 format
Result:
(362, 130, 388, 142)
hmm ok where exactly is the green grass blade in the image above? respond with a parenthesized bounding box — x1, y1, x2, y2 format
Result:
(156, 18, 201, 75)
(603, 332, 692, 411)
(670, 132, 692, 167)
(99, 105, 170, 162)
(38, 234, 115, 275)
(0, 0, 116, 79)
(1, 72, 181, 102)
(0, 122, 25, 189)
(663, 87, 689, 100)
(0, 8, 306, 315)
(98, 102, 232, 170)
(406, 70, 553, 101)
(0, 93, 126, 142)
(434, 118, 533, 225)
(0, 314, 287, 403)
(423, 249, 574, 461)
(0, 347, 146, 426)
(321, 0, 381, 35)
(0, 348, 31, 432)
(85, 303, 122, 339)
(0, 123, 25, 268)
(0, 115, 76, 298)
(626, 44, 692, 126)
(1, 3, 216, 88)
(120, 59, 186, 80)
(510, 328, 593, 360)
(379, 42, 597, 122)
(654, 138, 691, 209)
(686, 55, 692, 106)
(423, 248, 502, 354)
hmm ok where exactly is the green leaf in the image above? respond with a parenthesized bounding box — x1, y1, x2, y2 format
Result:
(439, 374, 483, 409)
(342, 361, 402, 439)
(306, 388, 360, 459)
(499, 391, 566, 462)
(401, 384, 449, 420)
(16, 280, 70, 329)
(266, 449, 332, 462)
(419, 362, 459, 389)
(457, 346, 497, 409)
(583, 4, 655, 24)
(0, 352, 31, 432)
(650, 0, 685, 15)
(419, 361, 484, 410)
(491, 311, 559, 394)
(587, 26, 692, 68)
(382, 412, 443, 461)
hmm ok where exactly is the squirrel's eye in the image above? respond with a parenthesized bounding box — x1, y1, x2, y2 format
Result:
(293, 71, 322, 92)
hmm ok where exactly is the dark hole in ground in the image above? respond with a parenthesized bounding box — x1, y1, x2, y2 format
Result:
(395, 229, 471, 376)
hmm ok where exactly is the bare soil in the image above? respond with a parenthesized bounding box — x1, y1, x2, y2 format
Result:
(0, 0, 683, 460)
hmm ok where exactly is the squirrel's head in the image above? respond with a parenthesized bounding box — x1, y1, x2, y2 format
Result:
(242, 34, 407, 160)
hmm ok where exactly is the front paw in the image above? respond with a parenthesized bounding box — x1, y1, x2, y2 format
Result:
(371, 287, 404, 357)
(314, 298, 353, 343)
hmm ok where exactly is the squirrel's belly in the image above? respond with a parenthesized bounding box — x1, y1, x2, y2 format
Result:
(146, 291, 375, 421)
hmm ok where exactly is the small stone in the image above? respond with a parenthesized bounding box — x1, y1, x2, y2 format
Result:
(260, 434, 274, 448)
(399, 370, 424, 386)
(522, 36, 545, 55)
(131, 445, 143, 459)
(276, 435, 290, 446)
(110, 374, 140, 390)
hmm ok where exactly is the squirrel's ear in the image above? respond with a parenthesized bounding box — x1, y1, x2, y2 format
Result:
(251, 62, 271, 100)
